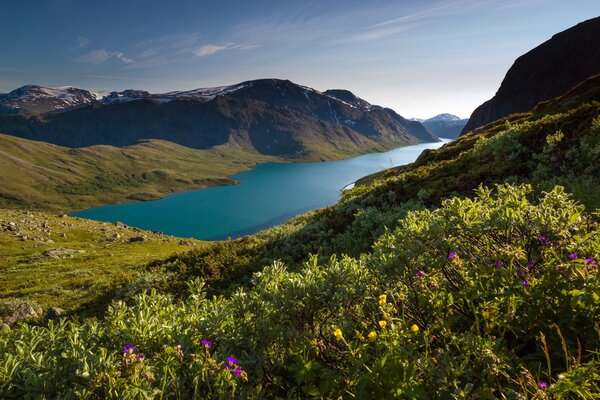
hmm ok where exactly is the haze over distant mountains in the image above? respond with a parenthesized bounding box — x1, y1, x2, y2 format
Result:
(462, 16, 600, 134)
(0, 79, 439, 157)
(412, 114, 467, 139)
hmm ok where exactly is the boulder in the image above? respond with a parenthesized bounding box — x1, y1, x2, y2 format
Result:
(3, 302, 40, 326)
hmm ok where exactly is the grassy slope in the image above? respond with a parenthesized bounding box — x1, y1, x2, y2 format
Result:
(0, 124, 408, 212)
(0, 135, 276, 212)
(0, 208, 203, 315)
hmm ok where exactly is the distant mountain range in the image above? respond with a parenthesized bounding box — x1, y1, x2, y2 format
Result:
(462, 16, 600, 134)
(0, 79, 439, 156)
(412, 114, 467, 139)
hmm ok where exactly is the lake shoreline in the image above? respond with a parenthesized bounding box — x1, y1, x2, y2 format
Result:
(72, 139, 450, 240)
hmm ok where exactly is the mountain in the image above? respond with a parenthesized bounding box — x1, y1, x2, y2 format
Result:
(462, 16, 600, 134)
(0, 85, 97, 115)
(419, 113, 467, 139)
(0, 79, 438, 154)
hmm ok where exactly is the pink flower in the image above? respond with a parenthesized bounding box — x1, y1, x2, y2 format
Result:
(448, 251, 456, 259)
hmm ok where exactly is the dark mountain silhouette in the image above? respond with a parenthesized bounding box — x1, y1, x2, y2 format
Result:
(462, 16, 600, 134)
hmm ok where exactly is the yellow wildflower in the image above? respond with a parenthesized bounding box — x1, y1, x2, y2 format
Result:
(378, 320, 387, 329)
(368, 331, 377, 341)
(411, 324, 419, 333)
(334, 328, 343, 340)
(378, 294, 387, 306)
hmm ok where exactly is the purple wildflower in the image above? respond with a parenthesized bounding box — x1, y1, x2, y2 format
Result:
(521, 280, 529, 288)
(235, 366, 243, 377)
(538, 381, 548, 390)
(585, 257, 595, 264)
(495, 260, 502, 269)
(123, 344, 136, 354)
(528, 259, 534, 267)
(136, 354, 146, 361)
(416, 270, 424, 278)
(428, 283, 437, 289)
(592, 264, 598, 269)
(517, 269, 524, 277)
(448, 251, 456, 260)
(226, 356, 239, 365)
(201, 340, 213, 348)
(539, 236, 547, 244)
(569, 253, 578, 260)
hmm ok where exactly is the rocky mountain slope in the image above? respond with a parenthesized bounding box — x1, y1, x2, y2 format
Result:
(0, 85, 97, 115)
(0, 79, 438, 153)
(462, 16, 600, 134)
(418, 114, 467, 138)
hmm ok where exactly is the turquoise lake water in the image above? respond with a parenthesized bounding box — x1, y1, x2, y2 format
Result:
(72, 140, 449, 240)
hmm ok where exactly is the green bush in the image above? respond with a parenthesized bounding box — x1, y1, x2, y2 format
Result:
(1, 184, 599, 398)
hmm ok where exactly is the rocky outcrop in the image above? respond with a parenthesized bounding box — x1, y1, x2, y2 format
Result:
(462, 16, 600, 134)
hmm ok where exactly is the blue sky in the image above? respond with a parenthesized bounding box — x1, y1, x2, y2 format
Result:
(1, 0, 599, 118)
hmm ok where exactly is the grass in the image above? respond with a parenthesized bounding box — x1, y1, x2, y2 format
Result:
(0, 135, 279, 212)
(0, 208, 204, 315)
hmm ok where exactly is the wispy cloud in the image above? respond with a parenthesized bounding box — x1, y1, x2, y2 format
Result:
(76, 36, 90, 48)
(76, 49, 134, 64)
(193, 42, 257, 57)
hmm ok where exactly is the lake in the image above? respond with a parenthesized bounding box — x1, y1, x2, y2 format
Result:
(72, 140, 450, 240)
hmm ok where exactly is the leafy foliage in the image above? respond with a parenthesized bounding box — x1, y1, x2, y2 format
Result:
(1, 185, 599, 398)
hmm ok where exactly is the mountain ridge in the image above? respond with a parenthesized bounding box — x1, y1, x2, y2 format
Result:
(0, 79, 438, 154)
(462, 15, 600, 134)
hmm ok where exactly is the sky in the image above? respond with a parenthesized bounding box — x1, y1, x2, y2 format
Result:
(1, 0, 599, 119)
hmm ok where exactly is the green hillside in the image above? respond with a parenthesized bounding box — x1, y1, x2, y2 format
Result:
(1, 76, 600, 398)
(0, 208, 203, 315)
(0, 130, 393, 212)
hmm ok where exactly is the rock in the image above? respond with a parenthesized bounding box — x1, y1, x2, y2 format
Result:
(42, 247, 78, 258)
(46, 307, 65, 320)
(3, 302, 40, 326)
(114, 221, 126, 228)
(128, 235, 147, 243)
(59, 214, 68, 218)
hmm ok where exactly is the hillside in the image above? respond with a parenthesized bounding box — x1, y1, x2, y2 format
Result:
(1, 47, 600, 399)
(0, 79, 438, 151)
(0, 134, 277, 211)
(462, 16, 600, 134)
(0, 208, 201, 317)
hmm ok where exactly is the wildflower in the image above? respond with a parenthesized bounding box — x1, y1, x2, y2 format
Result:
(378, 320, 387, 329)
(235, 366, 243, 377)
(569, 253, 578, 260)
(416, 270, 424, 278)
(521, 280, 529, 288)
(136, 354, 146, 361)
(528, 259, 534, 267)
(226, 356, 239, 365)
(201, 340, 213, 348)
(592, 264, 598, 269)
(517, 269, 524, 277)
(539, 236, 547, 244)
(368, 331, 377, 341)
(123, 344, 136, 354)
(334, 328, 343, 340)
(428, 283, 437, 289)
(411, 324, 419, 333)
(538, 381, 548, 390)
(378, 294, 387, 306)
(585, 257, 595, 264)
(495, 260, 502, 269)
(448, 251, 456, 260)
